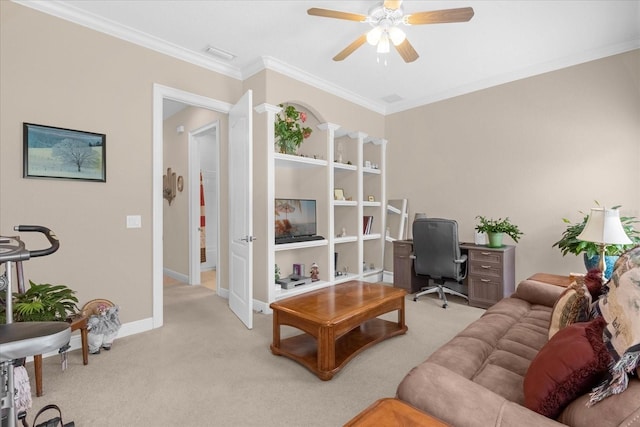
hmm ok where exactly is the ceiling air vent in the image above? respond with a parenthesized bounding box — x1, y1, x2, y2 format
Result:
(381, 94, 403, 103)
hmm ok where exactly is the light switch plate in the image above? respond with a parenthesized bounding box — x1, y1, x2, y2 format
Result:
(126, 215, 142, 229)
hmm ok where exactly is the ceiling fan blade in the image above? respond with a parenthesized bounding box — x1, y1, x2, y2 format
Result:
(307, 8, 367, 22)
(406, 7, 475, 25)
(333, 34, 367, 61)
(394, 38, 419, 63)
(383, 0, 403, 10)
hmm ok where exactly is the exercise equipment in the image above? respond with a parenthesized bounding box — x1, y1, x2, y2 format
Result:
(0, 226, 73, 427)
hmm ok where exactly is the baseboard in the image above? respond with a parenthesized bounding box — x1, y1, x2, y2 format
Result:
(382, 270, 394, 283)
(31, 317, 154, 362)
(163, 267, 188, 283)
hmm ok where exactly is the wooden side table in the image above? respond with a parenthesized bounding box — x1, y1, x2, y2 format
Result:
(33, 314, 89, 397)
(527, 272, 572, 288)
(345, 398, 450, 426)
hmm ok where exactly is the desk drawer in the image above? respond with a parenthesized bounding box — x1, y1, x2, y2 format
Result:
(394, 241, 412, 258)
(469, 262, 503, 279)
(468, 276, 502, 307)
(469, 249, 504, 264)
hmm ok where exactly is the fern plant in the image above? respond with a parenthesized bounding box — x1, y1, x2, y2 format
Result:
(3, 281, 79, 322)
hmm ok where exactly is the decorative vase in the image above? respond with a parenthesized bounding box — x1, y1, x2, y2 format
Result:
(487, 232, 504, 248)
(584, 254, 618, 280)
(277, 139, 298, 155)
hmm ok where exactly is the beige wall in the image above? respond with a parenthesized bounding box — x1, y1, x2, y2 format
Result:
(386, 50, 640, 282)
(2, 1, 638, 323)
(0, 2, 242, 323)
(162, 107, 222, 276)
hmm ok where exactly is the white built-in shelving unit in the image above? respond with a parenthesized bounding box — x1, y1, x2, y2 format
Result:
(257, 103, 387, 304)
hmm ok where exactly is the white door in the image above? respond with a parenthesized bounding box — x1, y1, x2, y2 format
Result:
(228, 90, 253, 329)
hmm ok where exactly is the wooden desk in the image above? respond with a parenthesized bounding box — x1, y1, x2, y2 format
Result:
(345, 398, 450, 426)
(33, 314, 89, 397)
(392, 240, 516, 308)
(270, 281, 407, 380)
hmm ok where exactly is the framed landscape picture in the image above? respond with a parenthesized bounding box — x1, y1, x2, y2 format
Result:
(23, 123, 106, 182)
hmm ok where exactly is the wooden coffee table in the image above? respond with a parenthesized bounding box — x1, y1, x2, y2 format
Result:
(345, 398, 450, 426)
(270, 281, 407, 380)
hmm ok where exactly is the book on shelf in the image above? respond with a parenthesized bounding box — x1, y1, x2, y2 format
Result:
(363, 215, 374, 235)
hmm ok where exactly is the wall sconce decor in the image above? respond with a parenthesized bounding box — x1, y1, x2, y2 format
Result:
(163, 167, 177, 205)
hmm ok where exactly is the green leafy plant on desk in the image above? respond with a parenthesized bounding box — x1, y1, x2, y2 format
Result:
(475, 216, 523, 247)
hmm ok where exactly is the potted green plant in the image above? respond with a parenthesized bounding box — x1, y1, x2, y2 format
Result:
(274, 104, 312, 155)
(0, 280, 78, 323)
(552, 205, 640, 278)
(475, 216, 523, 248)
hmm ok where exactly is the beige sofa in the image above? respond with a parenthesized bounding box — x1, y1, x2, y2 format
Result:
(396, 278, 640, 427)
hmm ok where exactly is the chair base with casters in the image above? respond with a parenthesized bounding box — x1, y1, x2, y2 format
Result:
(413, 278, 469, 309)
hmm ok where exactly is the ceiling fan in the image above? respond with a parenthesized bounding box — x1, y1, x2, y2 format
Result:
(307, 0, 474, 63)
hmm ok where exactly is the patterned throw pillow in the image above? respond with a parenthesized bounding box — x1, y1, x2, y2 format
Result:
(548, 281, 592, 339)
(589, 245, 640, 406)
(524, 317, 611, 418)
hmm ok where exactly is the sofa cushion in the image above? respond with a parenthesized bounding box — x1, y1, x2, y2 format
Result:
(426, 296, 552, 404)
(548, 281, 591, 339)
(523, 317, 611, 419)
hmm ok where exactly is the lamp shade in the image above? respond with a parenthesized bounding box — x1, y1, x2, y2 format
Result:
(577, 208, 632, 245)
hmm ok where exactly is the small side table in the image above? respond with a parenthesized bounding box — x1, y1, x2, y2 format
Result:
(344, 398, 450, 426)
(527, 272, 572, 288)
(33, 314, 89, 397)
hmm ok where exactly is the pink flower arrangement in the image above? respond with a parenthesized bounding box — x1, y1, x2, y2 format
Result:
(275, 104, 313, 154)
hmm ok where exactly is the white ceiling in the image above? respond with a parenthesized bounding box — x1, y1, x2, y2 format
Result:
(20, 0, 640, 114)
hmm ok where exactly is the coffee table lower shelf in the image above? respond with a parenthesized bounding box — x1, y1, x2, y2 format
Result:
(271, 318, 406, 380)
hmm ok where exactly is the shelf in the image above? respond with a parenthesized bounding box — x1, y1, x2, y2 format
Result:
(334, 200, 357, 207)
(362, 201, 381, 207)
(333, 162, 357, 171)
(274, 280, 334, 300)
(274, 239, 328, 251)
(362, 167, 381, 175)
(335, 235, 358, 244)
(363, 233, 382, 241)
(274, 153, 328, 168)
(385, 236, 396, 243)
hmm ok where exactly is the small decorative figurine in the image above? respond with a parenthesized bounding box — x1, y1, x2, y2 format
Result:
(310, 262, 320, 282)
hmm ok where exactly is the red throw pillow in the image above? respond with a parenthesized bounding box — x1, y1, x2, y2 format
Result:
(583, 268, 603, 299)
(523, 317, 611, 419)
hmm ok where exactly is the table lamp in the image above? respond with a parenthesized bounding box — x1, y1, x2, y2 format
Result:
(577, 207, 631, 278)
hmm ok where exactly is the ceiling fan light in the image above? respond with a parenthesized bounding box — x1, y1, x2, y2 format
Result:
(366, 27, 382, 45)
(377, 33, 390, 53)
(388, 27, 406, 45)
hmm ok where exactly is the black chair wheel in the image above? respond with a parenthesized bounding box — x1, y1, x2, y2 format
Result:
(413, 297, 418, 301)
(442, 304, 448, 309)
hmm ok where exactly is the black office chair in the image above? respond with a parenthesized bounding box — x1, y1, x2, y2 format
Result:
(412, 218, 469, 308)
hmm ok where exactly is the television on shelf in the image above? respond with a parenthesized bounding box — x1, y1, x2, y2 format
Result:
(275, 198, 319, 243)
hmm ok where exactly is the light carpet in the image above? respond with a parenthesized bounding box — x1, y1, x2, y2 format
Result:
(25, 283, 484, 426)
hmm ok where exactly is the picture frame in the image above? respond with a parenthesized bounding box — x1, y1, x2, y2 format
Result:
(368, 195, 375, 202)
(23, 123, 106, 182)
(334, 188, 345, 200)
(293, 263, 305, 278)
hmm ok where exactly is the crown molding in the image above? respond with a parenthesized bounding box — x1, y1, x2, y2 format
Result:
(244, 56, 387, 115)
(385, 39, 640, 115)
(15, 0, 243, 80)
(15, 1, 639, 117)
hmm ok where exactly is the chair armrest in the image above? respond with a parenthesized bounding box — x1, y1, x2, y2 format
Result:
(397, 362, 564, 427)
(454, 254, 467, 264)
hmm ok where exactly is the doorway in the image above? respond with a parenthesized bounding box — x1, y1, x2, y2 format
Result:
(189, 122, 219, 290)
(153, 84, 233, 328)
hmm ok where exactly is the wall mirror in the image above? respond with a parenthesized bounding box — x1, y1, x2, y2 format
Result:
(383, 199, 409, 274)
